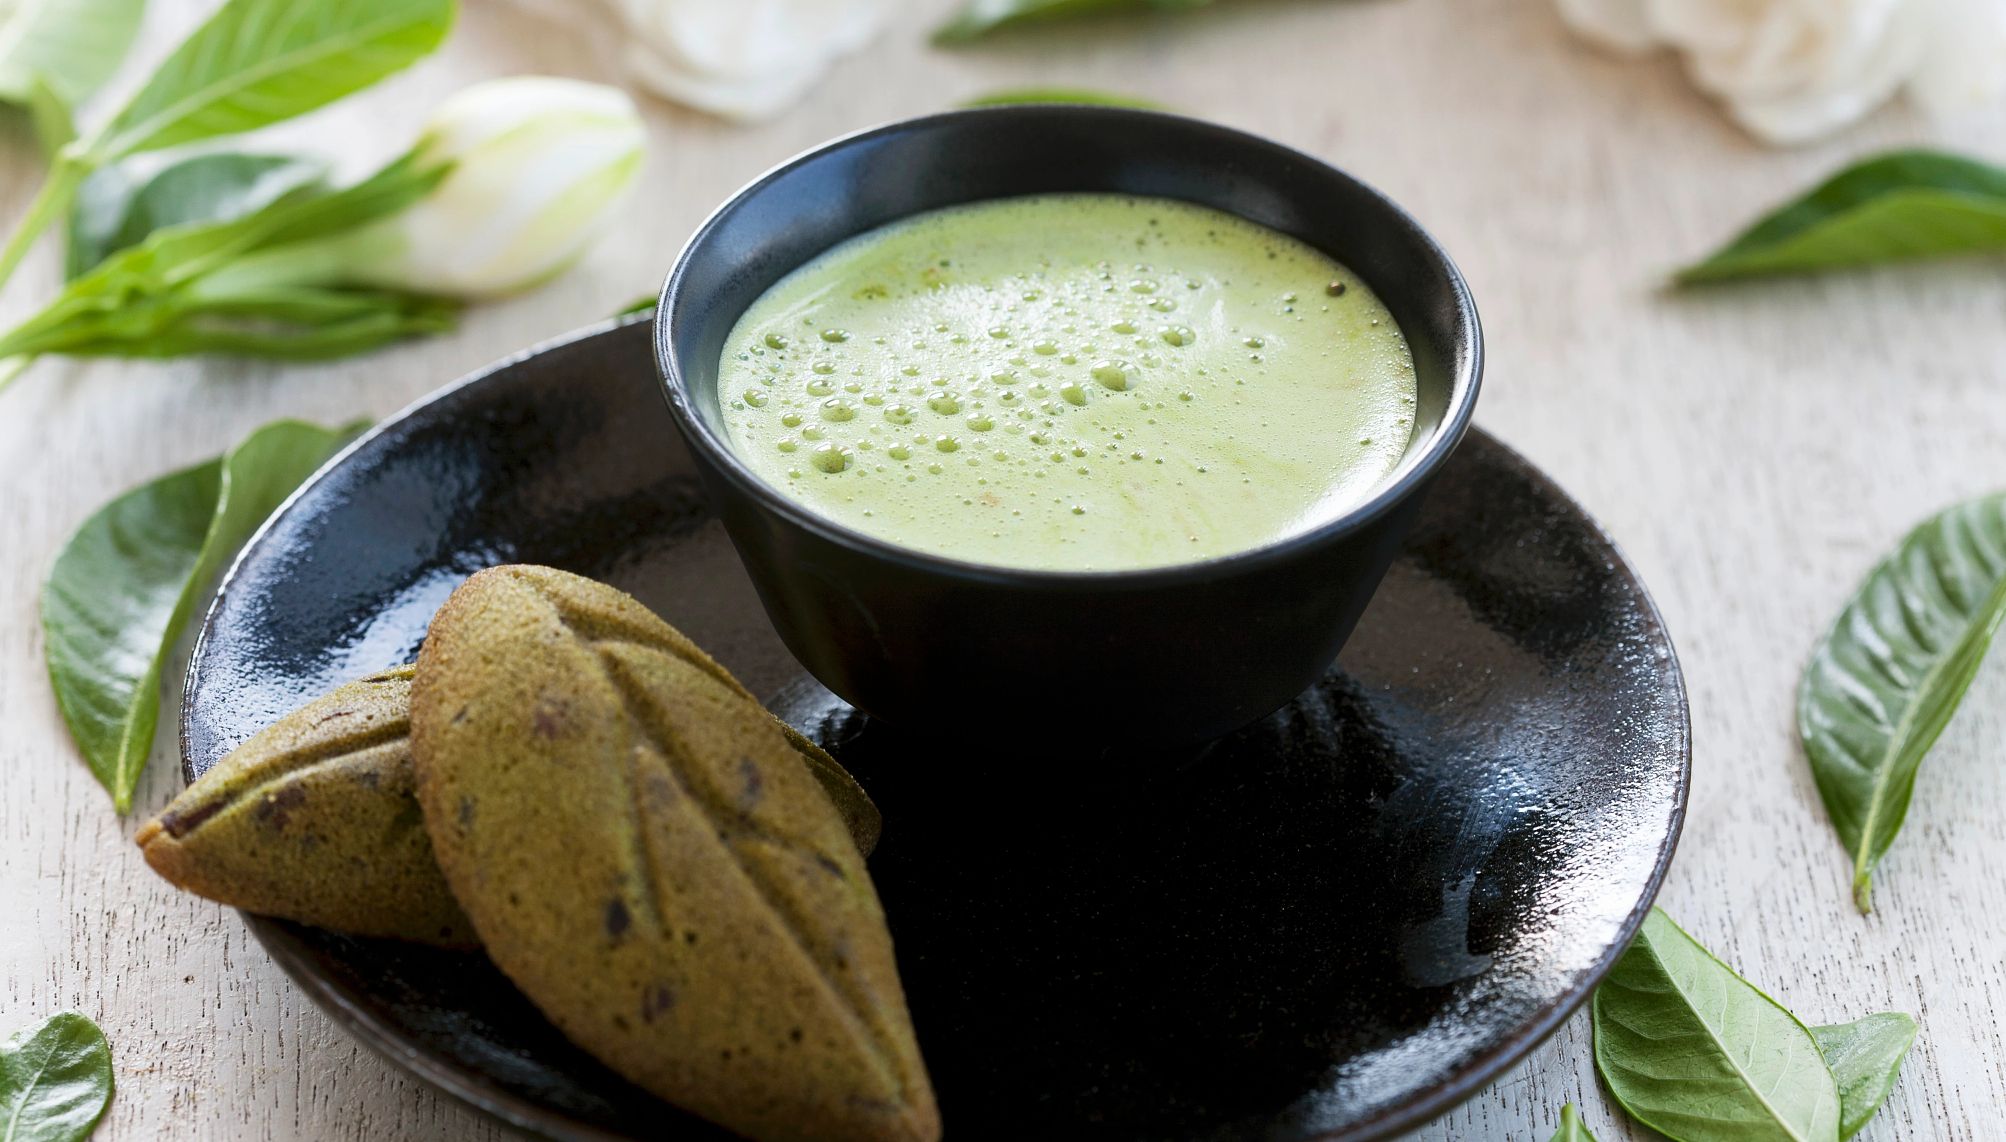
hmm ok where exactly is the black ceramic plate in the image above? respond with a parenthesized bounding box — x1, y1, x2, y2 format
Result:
(182, 319, 1688, 1142)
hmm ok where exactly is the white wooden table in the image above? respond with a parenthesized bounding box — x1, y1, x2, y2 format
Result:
(5, 1, 2003, 1138)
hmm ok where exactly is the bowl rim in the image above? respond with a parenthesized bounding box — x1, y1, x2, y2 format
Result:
(654, 105, 1483, 588)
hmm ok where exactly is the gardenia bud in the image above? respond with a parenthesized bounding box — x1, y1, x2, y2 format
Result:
(346, 76, 645, 298)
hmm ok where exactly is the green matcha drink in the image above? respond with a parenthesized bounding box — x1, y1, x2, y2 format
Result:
(715, 194, 1418, 571)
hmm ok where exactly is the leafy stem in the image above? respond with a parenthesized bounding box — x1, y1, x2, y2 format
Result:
(0, 0, 454, 294)
(0, 149, 91, 289)
(0, 149, 450, 368)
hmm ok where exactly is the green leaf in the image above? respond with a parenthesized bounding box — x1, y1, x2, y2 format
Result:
(0, 149, 91, 289)
(1798, 493, 2006, 912)
(1812, 1013, 1916, 1139)
(88, 0, 456, 161)
(43, 418, 365, 811)
(209, 149, 445, 252)
(0, 0, 147, 106)
(935, 0, 1214, 43)
(0, 1012, 114, 1142)
(0, 150, 447, 364)
(0, 0, 449, 291)
(962, 86, 1165, 109)
(1549, 1104, 1598, 1142)
(67, 151, 327, 279)
(1593, 908, 1840, 1142)
(1678, 151, 2006, 284)
(27, 76, 75, 158)
(614, 293, 654, 318)
(186, 283, 446, 325)
(74, 294, 457, 359)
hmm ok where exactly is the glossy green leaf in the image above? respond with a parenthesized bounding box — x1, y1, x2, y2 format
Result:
(1549, 1104, 1598, 1142)
(614, 293, 655, 318)
(962, 86, 1165, 109)
(0, 151, 448, 363)
(87, 0, 455, 161)
(43, 419, 365, 811)
(201, 149, 445, 253)
(1799, 493, 2006, 912)
(1593, 908, 1840, 1142)
(68, 152, 327, 278)
(1679, 151, 2006, 284)
(0, 1012, 114, 1142)
(68, 294, 457, 359)
(0, 285, 455, 361)
(936, 0, 1213, 43)
(1812, 1013, 1916, 1139)
(0, 0, 147, 105)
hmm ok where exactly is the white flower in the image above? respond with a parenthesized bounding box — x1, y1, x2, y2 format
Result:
(349, 76, 646, 298)
(621, 0, 889, 121)
(1556, 0, 2006, 143)
(508, 0, 891, 123)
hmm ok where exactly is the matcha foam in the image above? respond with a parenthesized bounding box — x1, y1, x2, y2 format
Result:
(716, 194, 1417, 571)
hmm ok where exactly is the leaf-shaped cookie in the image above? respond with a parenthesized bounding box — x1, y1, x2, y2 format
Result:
(410, 566, 937, 1142)
(137, 666, 478, 947)
(140, 662, 876, 948)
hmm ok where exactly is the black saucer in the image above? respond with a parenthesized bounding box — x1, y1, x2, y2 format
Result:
(181, 317, 1688, 1141)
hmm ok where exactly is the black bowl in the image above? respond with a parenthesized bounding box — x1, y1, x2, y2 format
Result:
(656, 107, 1482, 746)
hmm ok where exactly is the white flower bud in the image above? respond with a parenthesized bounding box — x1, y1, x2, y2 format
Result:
(349, 76, 645, 298)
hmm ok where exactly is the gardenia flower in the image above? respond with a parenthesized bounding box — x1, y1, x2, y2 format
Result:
(508, 0, 890, 122)
(347, 76, 646, 298)
(1556, 0, 2006, 144)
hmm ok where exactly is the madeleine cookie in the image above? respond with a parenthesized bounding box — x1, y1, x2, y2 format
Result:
(138, 666, 477, 947)
(409, 566, 937, 1142)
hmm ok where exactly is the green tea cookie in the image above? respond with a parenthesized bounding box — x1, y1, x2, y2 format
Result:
(137, 666, 478, 947)
(139, 664, 876, 949)
(410, 566, 938, 1142)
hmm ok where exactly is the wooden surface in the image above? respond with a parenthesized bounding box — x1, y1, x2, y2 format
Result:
(4, 0, 2003, 1138)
